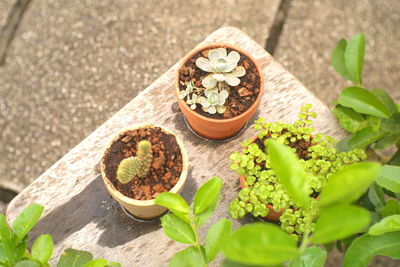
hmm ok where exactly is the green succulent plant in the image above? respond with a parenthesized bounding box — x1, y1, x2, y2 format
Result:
(228, 104, 367, 240)
(195, 47, 246, 88)
(117, 140, 153, 184)
(198, 88, 229, 114)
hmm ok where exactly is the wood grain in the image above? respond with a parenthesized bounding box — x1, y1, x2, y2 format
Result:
(6, 27, 345, 266)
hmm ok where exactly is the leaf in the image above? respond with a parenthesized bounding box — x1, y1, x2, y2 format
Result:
(338, 87, 391, 118)
(318, 162, 380, 208)
(160, 213, 196, 244)
(311, 204, 370, 244)
(381, 112, 400, 133)
(374, 134, 400, 150)
(369, 215, 400, 236)
(155, 192, 190, 223)
(12, 203, 44, 245)
(205, 218, 232, 263)
(106, 263, 122, 267)
(332, 39, 354, 82)
(14, 260, 41, 267)
(84, 259, 108, 267)
(343, 232, 400, 267)
(0, 214, 14, 265)
(344, 33, 365, 85)
(376, 165, 400, 193)
(169, 246, 206, 267)
(371, 89, 398, 115)
(381, 199, 400, 218)
(195, 193, 220, 226)
(14, 235, 28, 262)
(266, 139, 310, 209)
(223, 223, 298, 266)
(31, 234, 54, 264)
(368, 183, 386, 213)
(347, 127, 385, 149)
(193, 177, 223, 215)
(289, 246, 327, 267)
(57, 249, 93, 267)
(332, 105, 366, 133)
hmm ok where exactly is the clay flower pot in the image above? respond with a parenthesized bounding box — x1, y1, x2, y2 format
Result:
(100, 124, 189, 219)
(176, 43, 264, 140)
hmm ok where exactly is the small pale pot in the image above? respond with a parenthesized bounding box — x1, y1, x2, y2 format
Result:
(100, 124, 189, 219)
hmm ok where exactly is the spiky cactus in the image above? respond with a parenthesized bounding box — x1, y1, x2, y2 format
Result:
(117, 140, 153, 184)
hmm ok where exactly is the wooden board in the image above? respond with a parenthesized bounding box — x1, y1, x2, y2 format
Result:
(6, 27, 345, 266)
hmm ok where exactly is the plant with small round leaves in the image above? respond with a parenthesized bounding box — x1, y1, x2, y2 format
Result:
(228, 104, 367, 240)
(117, 140, 153, 184)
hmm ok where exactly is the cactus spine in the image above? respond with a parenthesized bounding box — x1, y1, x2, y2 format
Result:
(117, 140, 153, 184)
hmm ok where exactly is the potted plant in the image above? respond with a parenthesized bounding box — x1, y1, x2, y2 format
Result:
(228, 104, 367, 240)
(100, 124, 189, 219)
(176, 43, 264, 140)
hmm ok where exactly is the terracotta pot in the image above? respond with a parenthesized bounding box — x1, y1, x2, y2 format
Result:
(100, 124, 189, 219)
(175, 43, 265, 140)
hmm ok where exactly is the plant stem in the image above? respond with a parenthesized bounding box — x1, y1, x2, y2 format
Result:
(190, 214, 208, 266)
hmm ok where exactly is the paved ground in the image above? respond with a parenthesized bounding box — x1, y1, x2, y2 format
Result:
(1, 1, 400, 265)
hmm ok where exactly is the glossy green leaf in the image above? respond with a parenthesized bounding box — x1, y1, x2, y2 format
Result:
(381, 112, 400, 133)
(311, 204, 370, 244)
(14, 235, 27, 262)
(338, 87, 391, 118)
(15, 260, 41, 267)
(267, 139, 310, 209)
(195, 192, 220, 226)
(193, 177, 223, 215)
(57, 249, 93, 267)
(84, 259, 110, 267)
(371, 89, 397, 115)
(344, 34, 365, 85)
(319, 162, 380, 208)
(205, 218, 232, 263)
(223, 223, 298, 266)
(348, 127, 385, 149)
(106, 263, 122, 267)
(169, 246, 206, 267)
(381, 199, 400, 218)
(0, 214, 14, 265)
(160, 214, 196, 244)
(332, 105, 366, 133)
(332, 39, 354, 82)
(31, 234, 54, 264)
(368, 183, 386, 212)
(343, 232, 400, 267)
(155, 192, 190, 223)
(12, 203, 44, 245)
(369, 215, 400, 236)
(289, 246, 327, 267)
(376, 165, 400, 193)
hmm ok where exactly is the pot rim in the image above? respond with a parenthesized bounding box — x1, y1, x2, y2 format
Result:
(100, 124, 189, 207)
(175, 42, 265, 123)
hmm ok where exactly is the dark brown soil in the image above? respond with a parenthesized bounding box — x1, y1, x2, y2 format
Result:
(103, 127, 183, 200)
(178, 46, 261, 119)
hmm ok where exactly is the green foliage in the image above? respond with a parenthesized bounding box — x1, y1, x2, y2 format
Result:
(368, 215, 400, 236)
(156, 177, 231, 266)
(343, 232, 400, 267)
(381, 199, 400, 218)
(116, 140, 153, 184)
(0, 204, 121, 267)
(376, 165, 400, 193)
(223, 223, 298, 266)
(331, 34, 399, 165)
(228, 104, 367, 239)
(288, 246, 327, 267)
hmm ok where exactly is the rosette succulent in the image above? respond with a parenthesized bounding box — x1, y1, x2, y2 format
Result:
(228, 104, 367, 240)
(195, 47, 246, 88)
(198, 88, 229, 114)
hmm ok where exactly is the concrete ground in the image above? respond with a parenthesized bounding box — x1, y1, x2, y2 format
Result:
(0, 0, 399, 265)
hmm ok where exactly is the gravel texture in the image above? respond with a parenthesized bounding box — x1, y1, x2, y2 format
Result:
(274, 0, 400, 106)
(0, 0, 278, 191)
(0, 0, 13, 27)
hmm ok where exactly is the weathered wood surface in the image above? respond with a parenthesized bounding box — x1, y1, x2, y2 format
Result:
(6, 27, 345, 266)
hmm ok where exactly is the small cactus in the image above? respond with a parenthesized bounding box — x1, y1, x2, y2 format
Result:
(117, 140, 153, 184)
